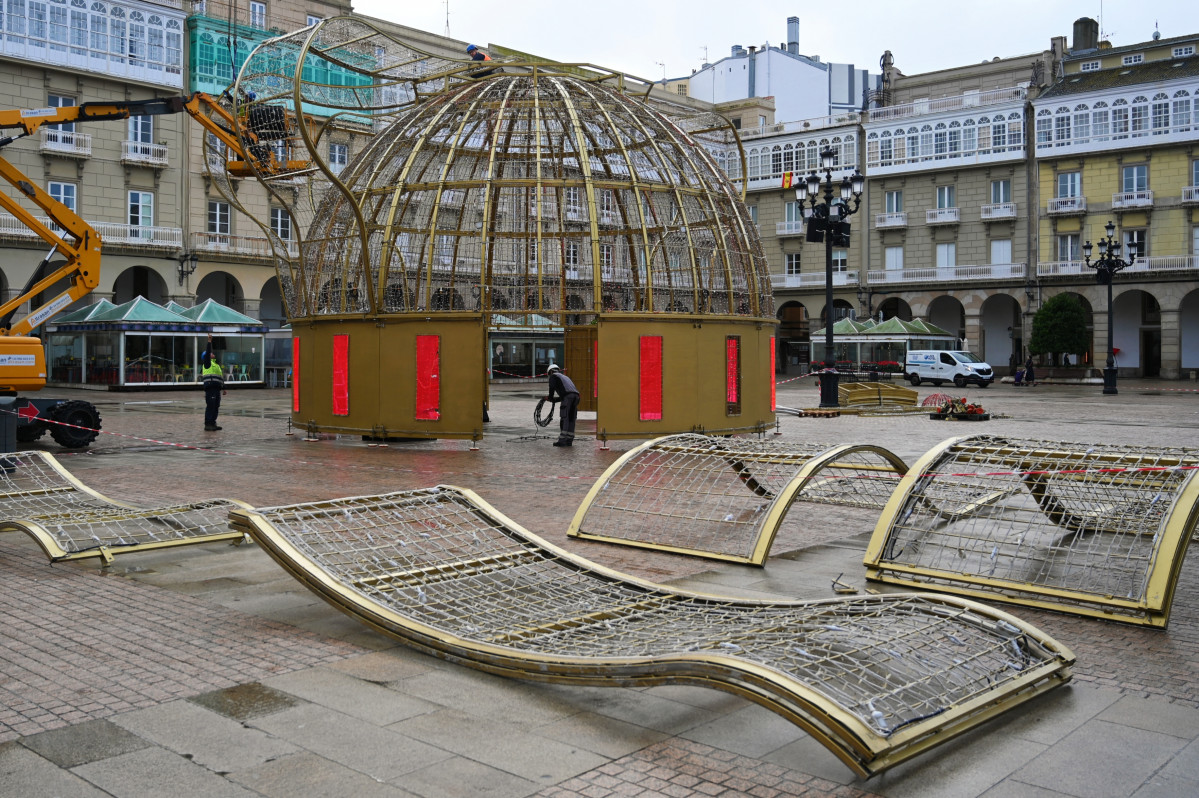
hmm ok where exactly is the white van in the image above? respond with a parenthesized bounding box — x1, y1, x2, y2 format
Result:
(905, 350, 994, 388)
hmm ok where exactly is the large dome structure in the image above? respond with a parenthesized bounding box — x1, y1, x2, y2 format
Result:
(250, 40, 775, 441)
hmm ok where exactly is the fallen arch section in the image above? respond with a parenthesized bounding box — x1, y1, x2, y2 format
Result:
(230, 485, 1074, 779)
(568, 434, 908, 564)
(863, 435, 1199, 628)
(0, 451, 250, 564)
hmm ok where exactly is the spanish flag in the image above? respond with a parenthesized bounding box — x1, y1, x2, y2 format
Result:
(781, 172, 793, 189)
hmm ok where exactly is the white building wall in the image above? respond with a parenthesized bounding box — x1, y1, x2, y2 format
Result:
(688, 49, 829, 123)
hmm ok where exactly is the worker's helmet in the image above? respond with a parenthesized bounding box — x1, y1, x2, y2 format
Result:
(547, 364, 560, 374)
(466, 44, 478, 53)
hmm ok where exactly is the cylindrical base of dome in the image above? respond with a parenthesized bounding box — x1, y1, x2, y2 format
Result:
(289, 314, 486, 440)
(593, 315, 777, 440)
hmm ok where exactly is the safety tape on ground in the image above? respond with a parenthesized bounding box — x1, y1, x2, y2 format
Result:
(6, 407, 1198, 484)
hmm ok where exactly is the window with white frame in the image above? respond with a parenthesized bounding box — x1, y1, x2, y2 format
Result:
(747, 205, 757, 224)
(784, 201, 803, 224)
(270, 207, 291, 241)
(128, 190, 153, 230)
(1193, 159, 1199, 187)
(563, 186, 581, 218)
(47, 95, 76, 133)
(935, 242, 956, 268)
(884, 246, 903, 271)
(1123, 229, 1146, 259)
(1174, 46, 1195, 57)
(48, 181, 76, 211)
(249, 2, 265, 29)
(785, 253, 801, 275)
(1057, 171, 1081, 197)
(1057, 234, 1080, 261)
(600, 243, 614, 277)
(990, 179, 1011, 204)
(884, 190, 903, 213)
(936, 185, 955, 209)
(207, 200, 230, 235)
(128, 115, 152, 143)
(328, 142, 347, 174)
(990, 238, 1012, 265)
(564, 242, 580, 277)
(1080, 60, 1101, 71)
(831, 249, 847, 272)
(1122, 164, 1148, 193)
(1193, 225, 1199, 257)
(1122, 53, 1143, 65)
(306, 14, 321, 26)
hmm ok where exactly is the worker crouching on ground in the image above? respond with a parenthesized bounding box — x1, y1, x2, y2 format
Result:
(201, 335, 227, 431)
(545, 364, 580, 447)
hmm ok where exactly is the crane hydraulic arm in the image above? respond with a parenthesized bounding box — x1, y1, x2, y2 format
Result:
(0, 93, 305, 343)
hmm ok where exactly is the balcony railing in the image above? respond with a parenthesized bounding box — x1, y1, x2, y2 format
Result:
(1047, 197, 1086, 215)
(1112, 190, 1153, 209)
(866, 86, 1027, 122)
(39, 128, 91, 157)
(981, 202, 1017, 221)
(926, 207, 960, 225)
(1037, 256, 1199, 278)
(875, 212, 908, 229)
(0, 213, 180, 249)
(782, 270, 858, 288)
(1183, 186, 1199, 204)
(739, 112, 861, 139)
(121, 141, 170, 168)
(191, 232, 299, 259)
(776, 220, 805, 236)
(865, 263, 1026, 285)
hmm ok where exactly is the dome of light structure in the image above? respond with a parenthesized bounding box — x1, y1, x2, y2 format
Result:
(295, 73, 770, 321)
(287, 71, 776, 443)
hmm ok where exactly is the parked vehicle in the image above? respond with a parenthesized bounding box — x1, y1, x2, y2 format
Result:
(905, 350, 994, 388)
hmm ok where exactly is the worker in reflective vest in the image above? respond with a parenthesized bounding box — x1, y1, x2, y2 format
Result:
(465, 44, 497, 78)
(201, 335, 226, 431)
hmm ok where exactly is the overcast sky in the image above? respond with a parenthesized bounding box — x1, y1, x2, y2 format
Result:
(354, 0, 1195, 82)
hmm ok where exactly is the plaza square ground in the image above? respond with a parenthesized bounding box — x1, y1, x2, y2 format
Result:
(3, 376, 1199, 797)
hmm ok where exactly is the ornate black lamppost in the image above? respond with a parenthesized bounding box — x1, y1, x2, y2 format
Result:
(1083, 220, 1137, 395)
(794, 149, 864, 408)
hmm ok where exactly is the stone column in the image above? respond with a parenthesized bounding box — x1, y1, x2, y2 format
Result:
(241, 298, 262, 319)
(1159, 308, 1180, 379)
(963, 308, 982, 352)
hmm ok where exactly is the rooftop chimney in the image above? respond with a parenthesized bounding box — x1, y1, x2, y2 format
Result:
(1072, 17, 1099, 52)
(787, 16, 799, 55)
(731, 44, 745, 57)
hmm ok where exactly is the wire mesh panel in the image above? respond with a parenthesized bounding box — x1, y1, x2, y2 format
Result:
(864, 435, 1199, 627)
(0, 451, 249, 563)
(232, 485, 1073, 777)
(567, 434, 907, 564)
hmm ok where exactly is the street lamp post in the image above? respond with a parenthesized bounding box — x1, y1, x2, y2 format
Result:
(1083, 220, 1137, 395)
(794, 149, 864, 408)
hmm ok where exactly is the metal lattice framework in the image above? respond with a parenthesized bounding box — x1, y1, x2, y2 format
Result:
(864, 435, 1199, 627)
(567, 434, 907, 564)
(219, 17, 767, 323)
(231, 485, 1073, 778)
(0, 452, 250, 563)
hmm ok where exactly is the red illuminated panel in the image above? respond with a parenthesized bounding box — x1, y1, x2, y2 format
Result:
(770, 336, 777, 412)
(291, 337, 300, 412)
(726, 337, 740, 403)
(639, 336, 662, 421)
(415, 335, 441, 421)
(332, 334, 349, 416)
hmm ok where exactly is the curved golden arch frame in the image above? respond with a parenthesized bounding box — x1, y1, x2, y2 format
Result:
(230, 485, 1074, 778)
(568, 433, 908, 564)
(0, 451, 250, 564)
(863, 434, 1199, 628)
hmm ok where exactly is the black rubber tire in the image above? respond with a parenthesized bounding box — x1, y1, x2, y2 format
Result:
(48, 400, 102, 448)
(953, 375, 967, 388)
(907, 374, 921, 386)
(16, 422, 47, 443)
